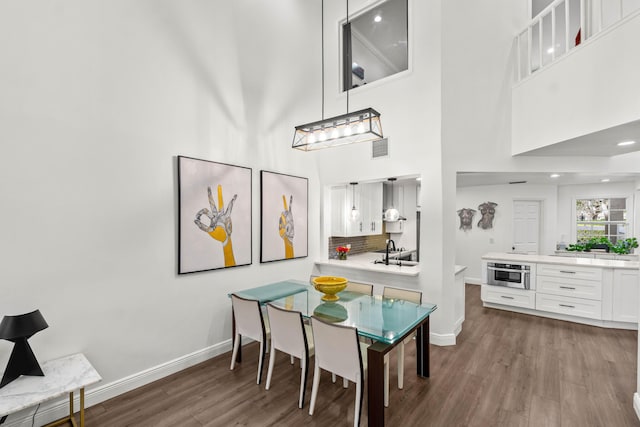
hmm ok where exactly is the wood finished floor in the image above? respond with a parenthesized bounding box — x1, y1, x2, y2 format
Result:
(79, 284, 639, 426)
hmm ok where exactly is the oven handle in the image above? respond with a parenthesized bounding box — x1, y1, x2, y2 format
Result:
(487, 266, 530, 274)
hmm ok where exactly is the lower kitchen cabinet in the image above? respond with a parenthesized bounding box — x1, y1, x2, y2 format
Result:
(481, 285, 535, 309)
(482, 256, 638, 329)
(535, 292, 602, 320)
(612, 269, 639, 323)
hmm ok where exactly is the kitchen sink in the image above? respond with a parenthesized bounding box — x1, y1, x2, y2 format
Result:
(372, 259, 418, 267)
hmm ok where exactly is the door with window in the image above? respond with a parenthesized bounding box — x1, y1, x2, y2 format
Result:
(513, 200, 541, 254)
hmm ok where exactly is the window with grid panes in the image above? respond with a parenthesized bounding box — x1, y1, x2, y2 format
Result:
(576, 198, 627, 244)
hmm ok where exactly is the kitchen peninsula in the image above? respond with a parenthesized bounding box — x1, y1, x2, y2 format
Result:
(481, 252, 640, 329)
(313, 252, 468, 341)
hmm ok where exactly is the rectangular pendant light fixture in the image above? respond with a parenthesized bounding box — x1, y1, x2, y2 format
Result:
(292, 107, 383, 151)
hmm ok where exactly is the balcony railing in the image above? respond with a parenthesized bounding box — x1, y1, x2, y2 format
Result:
(515, 0, 640, 82)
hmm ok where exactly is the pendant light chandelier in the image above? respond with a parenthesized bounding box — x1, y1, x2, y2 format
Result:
(349, 182, 360, 220)
(384, 177, 400, 222)
(292, 0, 383, 151)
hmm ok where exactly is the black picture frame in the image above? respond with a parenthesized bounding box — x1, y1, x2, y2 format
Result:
(178, 156, 252, 274)
(260, 170, 308, 263)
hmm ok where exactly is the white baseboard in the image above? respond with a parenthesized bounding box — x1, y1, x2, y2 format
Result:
(454, 316, 464, 336)
(464, 277, 482, 285)
(3, 340, 233, 427)
(430, 332, 456, 346)
(634, 392, 640, 422)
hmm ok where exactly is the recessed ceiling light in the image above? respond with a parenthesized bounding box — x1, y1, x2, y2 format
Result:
(550, 173, 560, 178)
(601, 178, 610, 182)
(374, 15, 382, 23)
(617, 140, 636, 146)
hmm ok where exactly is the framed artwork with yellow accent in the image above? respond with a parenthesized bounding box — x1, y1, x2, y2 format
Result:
(260, 170, 308, 263)
(178, 156, 252, 274)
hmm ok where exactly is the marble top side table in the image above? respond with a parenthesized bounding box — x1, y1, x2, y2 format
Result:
(0, 353, 101, 427)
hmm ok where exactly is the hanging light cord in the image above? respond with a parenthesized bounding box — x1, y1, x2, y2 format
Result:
(321, 0, 325, 121)
(346, 0, 350, 114)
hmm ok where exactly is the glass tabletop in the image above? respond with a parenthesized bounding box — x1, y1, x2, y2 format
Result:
(269, 286, 437, 345)
(229, 279, 309, 303)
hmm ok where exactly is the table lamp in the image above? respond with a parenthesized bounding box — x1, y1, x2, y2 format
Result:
(0, 309, 49, 388)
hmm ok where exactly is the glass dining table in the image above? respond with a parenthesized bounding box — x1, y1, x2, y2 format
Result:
(231, 279, 437, 427)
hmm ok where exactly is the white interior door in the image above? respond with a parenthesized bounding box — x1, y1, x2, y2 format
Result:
(513, 200, 541, 254)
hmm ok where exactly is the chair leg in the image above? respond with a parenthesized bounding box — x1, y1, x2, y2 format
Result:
(354, 373, 362, 427)
(291, 355, 295, 365)
(343, 377, 349, 388)
(384, 355, 389, 407)
(299, 356, 308, 409)
(332, 373, 337, 383)
(398, 342, 405, 389)
(309, 363, 321, 416)
(230, 334, 240, 370)
(257, 339, 266, 385)
(266, 343, 276, 390)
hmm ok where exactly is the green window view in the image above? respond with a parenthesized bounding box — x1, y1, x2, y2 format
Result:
(576, 198, 627, 243)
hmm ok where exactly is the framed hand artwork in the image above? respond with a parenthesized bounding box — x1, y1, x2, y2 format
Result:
(260, 171, 308, 263)
(178, 156, 252, 274)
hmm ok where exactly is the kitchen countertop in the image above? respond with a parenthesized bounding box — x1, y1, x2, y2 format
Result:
(482, 252, 640, 270)
(315, 252, 420, 276)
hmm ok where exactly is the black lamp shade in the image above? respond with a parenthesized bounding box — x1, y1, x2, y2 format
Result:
(0, 310, 49, 388)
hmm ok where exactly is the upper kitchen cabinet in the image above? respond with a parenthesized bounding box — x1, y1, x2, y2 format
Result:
(331, 182, 383, 237)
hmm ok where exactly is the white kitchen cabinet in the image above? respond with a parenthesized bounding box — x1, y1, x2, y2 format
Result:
(536, 275, 602, 300)
(330, 182, 382, 237)
(612, 269, 639, 323)
(535, 293, 603, 320)
(481, 285, 536, 309)
(359, 182, 383, 235)
(536, 263, 603, 320)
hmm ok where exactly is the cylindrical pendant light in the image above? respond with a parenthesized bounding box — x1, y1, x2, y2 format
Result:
(350, 182, 360, 220)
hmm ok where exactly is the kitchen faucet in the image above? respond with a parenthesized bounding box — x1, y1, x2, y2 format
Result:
(385, 239, 396, 265)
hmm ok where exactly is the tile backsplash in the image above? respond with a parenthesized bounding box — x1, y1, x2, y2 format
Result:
(328, 234, 389, 258)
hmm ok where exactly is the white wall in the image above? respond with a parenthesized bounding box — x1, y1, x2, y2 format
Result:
(311, 0, 455, 338)
(456, 184, 558, 281)
(0, 0, 320, 412)
(512, 11, 640, 154)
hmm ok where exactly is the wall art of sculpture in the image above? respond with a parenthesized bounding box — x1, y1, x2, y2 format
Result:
(477, 202, 498, 230)
(457, 208, 476, 231)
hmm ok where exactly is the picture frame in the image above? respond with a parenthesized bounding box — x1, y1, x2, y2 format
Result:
(178, 156, 252, 274)
(260, 170, 308, 263)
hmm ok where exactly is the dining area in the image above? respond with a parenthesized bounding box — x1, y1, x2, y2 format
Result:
(228, 277, 437, 427)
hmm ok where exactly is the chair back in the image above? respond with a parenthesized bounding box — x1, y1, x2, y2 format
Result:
(383, 286, 422, 305)
(345, 281, 373, 296)
(231, 294, 266, 342)
(311, 316, 363, 383)
(266, 304, 309, 359)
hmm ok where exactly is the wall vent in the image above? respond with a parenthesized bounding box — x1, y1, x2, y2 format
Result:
(372, 138, 389, 158)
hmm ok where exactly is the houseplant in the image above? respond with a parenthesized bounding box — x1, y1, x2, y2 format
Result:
(336, 246, 350, 260)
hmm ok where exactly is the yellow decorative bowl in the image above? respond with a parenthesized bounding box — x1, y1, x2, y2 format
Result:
(312, 276, 348, 301)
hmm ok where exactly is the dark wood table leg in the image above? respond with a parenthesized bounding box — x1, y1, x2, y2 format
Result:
(415, 317, 430, 377)
(367, 342, 388, 427)
(232, 307, 241, 363)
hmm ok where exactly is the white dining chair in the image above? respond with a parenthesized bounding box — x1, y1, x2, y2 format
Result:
(265, 303, 314, 409)
(382, 286, 422, 391)
(345, 280, 374, 296)
(230, 294, 270, 385)
(309, 316, 388, 427)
